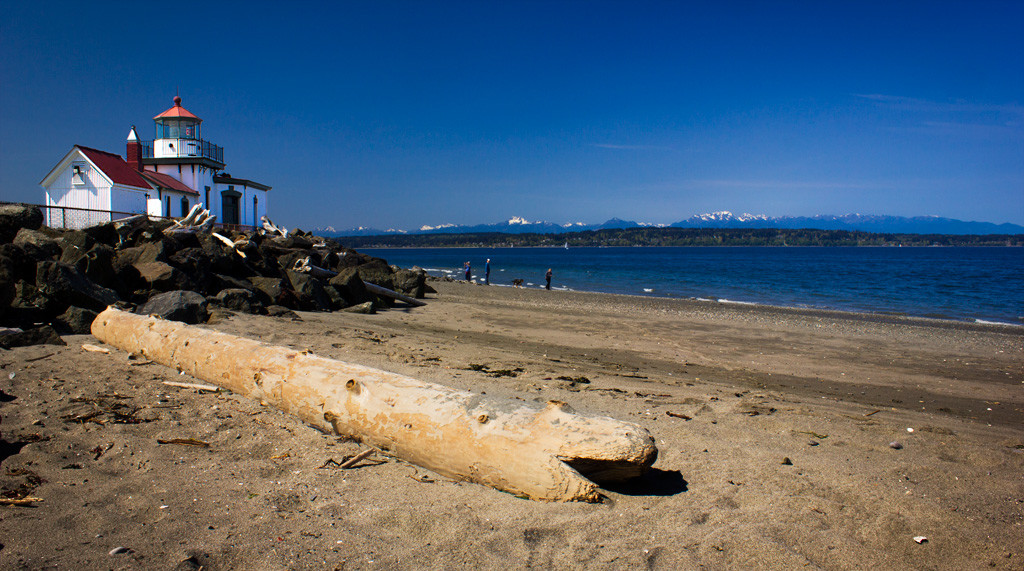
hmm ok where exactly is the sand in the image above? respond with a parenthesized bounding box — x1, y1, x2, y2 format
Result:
(1, 280, 1021, 569)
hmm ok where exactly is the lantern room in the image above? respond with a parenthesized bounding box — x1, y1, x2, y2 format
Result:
(154, 96, 201, 140)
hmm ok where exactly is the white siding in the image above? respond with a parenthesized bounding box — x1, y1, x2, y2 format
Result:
(42, 157, 113, 229)
(109, 185, 150, 218)
(153, 162, 216, 194)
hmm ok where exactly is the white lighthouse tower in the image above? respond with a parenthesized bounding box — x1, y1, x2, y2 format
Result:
(142, 95, 270, 227)
(144, 95, 224, 200)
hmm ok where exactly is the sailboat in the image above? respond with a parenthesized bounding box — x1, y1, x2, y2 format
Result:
(564, 241, 569, 249)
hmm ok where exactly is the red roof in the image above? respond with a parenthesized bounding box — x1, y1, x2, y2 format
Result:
(77, 146, 152, 189)
(154, 95, 201, 122)
(141, 170, 199, 195)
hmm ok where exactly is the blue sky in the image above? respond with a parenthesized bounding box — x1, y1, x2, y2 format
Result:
(2, 1, 1022, 229)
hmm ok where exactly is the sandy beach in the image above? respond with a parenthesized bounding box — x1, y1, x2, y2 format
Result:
(1, 280, 1021, 569)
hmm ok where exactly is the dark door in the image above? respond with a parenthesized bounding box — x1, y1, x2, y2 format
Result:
(222, 194, 239, 225)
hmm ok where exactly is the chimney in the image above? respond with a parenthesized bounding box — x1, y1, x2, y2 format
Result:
(126, 125, 142, 171)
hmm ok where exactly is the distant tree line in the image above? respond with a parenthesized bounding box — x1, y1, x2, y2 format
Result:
(331, 227, 1023, 249)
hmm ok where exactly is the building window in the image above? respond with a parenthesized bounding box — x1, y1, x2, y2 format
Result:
(71, 164, 85, 185)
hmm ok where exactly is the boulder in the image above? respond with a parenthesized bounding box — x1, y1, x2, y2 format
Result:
(265, 305, 301, 320)
(285, 269, 331, 311)
(134, 261, 190, 292)
(13, 228, 62, 259)
(213, 288, 264, 314)
(354, 259, 395, 291)
(247, 276, 286, 302)
(137, 290, 208, 324)
(328, 267, 373, 306)
(0, 204, 43, 243)
(75, 244, 120, 291)
(343, 301, 376, 314)
(393, 267, 427, 298)
(0, 325, 66, 349)
(56, 305, 99, 334)
(58, 230, 96, 264)
(35, 260, 119, 312)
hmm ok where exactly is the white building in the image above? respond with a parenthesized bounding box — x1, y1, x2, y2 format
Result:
(40, 96, 271, 229)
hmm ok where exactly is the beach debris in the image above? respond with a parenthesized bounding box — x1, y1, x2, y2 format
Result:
(796, 430, 829, 439)
(108, 546, 132, 555)
(913, 536, 928, 544)
(261, 215, 288, 237)
(889, 441, 903, 449)
(162, 381, 221, 392)
(212, 231, 248, 258)
(0, 497, 44, 506)
(164, 204, 216, 235)
(666, 411, 692, 420)
(808, 440, 819, 446)
(92, 307, 658, 502)
(907, 427, 915, 433)
(864, 409, 881, 417)
(781, 457, 793, 465)
(338, 449, 375, 469)
(81, 343, 110, 354)
(156, 438, 211, 448)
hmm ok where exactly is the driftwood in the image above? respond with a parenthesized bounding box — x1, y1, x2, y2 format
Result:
(260, 216, 288, 237)
(212, 232, 248, 258)
(164, 205, 216, 234)
(91, 308, 657, 501)
(291, 257, 426, 307)
(162, 381, 221, 392)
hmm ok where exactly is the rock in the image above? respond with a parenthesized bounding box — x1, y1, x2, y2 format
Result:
(354, 259, 396, 292)
(0, 325, 66, 349)
(247, 276, 285, 301)
(78, 244, 118, 285)
(56, 306, 99, 334)
(889, 441, 903, 449)
(0, 204, 44, 243)
(134, 261, 189, 292)
(265, 305, 301, 319)
(35, 260, 120, 312)
(393, 267, 427, 298)
(285, 270, 331, 311)
(781, 457, 793, 465)
(328, 267, 373, 306)
(58, 230, 96, 264)
(322, 284, 347, 309)
(13, 228, 62, 259)
(137, 290, 208, 324)
(213, 288, 263, 314)
(343, 301, 376, 314)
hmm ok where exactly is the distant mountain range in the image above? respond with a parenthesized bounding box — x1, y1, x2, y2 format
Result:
(317, 212, 1024, 237)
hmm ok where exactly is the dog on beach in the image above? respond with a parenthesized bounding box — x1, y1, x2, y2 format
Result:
(511, 279, 524, 288)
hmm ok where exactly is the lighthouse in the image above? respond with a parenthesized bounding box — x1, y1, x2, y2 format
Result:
(41, 95, 271, 229)
(144, 95, 224, 201)
(141, 95, 270, 227)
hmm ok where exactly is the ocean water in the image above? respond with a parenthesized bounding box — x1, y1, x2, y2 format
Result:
(363, 246, 1024, 324)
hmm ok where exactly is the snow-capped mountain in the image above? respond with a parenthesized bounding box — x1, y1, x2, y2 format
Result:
(670, 213, 1024, 234)
(317, 213, 1023, 237)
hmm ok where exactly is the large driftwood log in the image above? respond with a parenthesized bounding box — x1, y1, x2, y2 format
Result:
(91, 307, 657, 501)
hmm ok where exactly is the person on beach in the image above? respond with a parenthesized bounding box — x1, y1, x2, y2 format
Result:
(545, 268, 552, 290)
(485, 259, 491, 285)
(464, 261, 471, 281)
